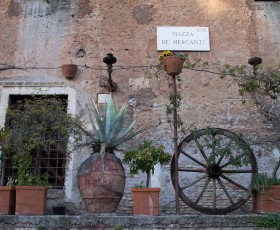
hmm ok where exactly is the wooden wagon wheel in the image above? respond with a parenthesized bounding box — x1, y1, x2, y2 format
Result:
(171, 128, 257, 214)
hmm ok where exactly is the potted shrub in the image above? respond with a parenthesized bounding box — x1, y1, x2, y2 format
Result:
(123, 140, 171, 215)
(77, 94, 142, 213)
(1, 96, 82, 215)
(252, 171, 280, 213)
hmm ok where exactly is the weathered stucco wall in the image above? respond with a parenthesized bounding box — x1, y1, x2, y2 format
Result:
(1, 0, 280, 215)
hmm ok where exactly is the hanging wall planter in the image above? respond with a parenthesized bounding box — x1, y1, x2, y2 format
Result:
(163, 56, 185, 76)
(61, 64, 78, 79)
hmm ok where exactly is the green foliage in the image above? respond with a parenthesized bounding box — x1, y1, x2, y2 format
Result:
(133, 181, 145, 188)
(192, 127, 251, 167)
(123, 140, 171, 188)
(0, 95, 83, 186)
(219, 62, 280, 181)
(219, 63, 280, 101)
(256, 214, 280, 230)
(82, 94, 142, 153)
(165, 92, 183, 128)
(251, 173, 280, 192)
(36, 226, 47, 230)
(113, 224, 124, 230)
(5, 95, 83, 154)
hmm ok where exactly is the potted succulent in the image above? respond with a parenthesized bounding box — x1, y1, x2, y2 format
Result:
(159, 50, 186, 76)
(252, 164, 280, 213)
(0, 96, 82, 215)
(123, 140, 171, 215)
(77, 94, 142, 213)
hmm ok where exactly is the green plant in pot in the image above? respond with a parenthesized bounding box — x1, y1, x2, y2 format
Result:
(77, 94, 142, 213)
(123, 140, 171, 215)
(251, 164, 280, 213)
(0, 95, 83, 215)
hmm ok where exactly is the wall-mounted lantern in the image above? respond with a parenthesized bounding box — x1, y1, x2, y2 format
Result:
(103, 53, 118, 92)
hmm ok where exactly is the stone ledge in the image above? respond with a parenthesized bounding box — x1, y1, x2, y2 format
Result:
(0, 214, 273, 230)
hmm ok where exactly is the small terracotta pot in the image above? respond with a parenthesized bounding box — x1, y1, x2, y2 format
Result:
(163, 56, 185, 76)
(61, 64, 77, 79)
(132, 187, 160, 215)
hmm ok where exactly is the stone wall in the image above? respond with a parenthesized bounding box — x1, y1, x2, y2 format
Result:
(1, 0, 280, 214)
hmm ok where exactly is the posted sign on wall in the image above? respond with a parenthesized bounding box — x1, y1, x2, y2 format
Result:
(157, 27, 210, 51)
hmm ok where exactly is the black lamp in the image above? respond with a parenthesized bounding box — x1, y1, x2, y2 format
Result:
(103, 53, 118, 92)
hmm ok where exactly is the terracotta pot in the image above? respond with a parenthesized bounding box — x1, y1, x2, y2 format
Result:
(61, 64, 77, 79)
(132, 187, 160, 215)
(163, 56, 185, 76)
(0, 186, 15, 215)
(77, 152, 125, 213)
(253, 185, 280, 213)
(15, 186, 48, 215)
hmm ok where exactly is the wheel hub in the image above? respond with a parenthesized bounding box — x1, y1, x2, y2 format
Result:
(207, 164, 221, 178)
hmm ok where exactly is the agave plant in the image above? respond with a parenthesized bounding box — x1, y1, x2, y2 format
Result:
(80, 95, 142, 156)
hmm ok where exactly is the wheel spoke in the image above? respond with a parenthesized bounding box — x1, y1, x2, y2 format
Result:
(217, 177, 234, 204)
(195, 177, 211, 204)
(217, 153, 225, 165)
(220, 153, 247, 168)
(194, 138, 208, 161)
(221, 169, 253, 173)
(179, 167, 206, 173)
(213, 178, 216, 208)
(216, 138, 236, 165)
(181, 175, 208, 190)
(220, 174, 248, 191)
(181, 150, 207, 168)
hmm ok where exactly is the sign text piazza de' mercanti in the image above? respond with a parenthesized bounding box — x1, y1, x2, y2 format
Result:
(157, 26, 210, 51)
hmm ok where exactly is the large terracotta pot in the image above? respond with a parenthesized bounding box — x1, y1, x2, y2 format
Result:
(253, 185, 280, 213)
(0, 186, 15, 215)
(15, 186, 48, 215)
(132, 187, 160, 216)
(163, 56, 185, 76)
(77, 152, 126, 213)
